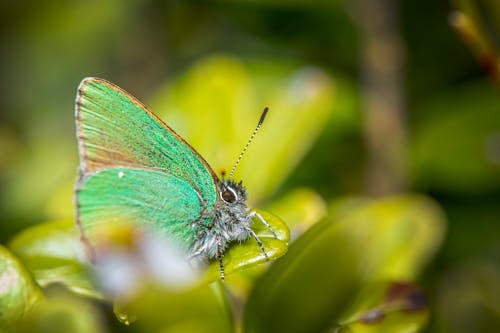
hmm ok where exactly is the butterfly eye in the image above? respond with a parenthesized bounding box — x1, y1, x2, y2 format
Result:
(220, 186, 238, 204)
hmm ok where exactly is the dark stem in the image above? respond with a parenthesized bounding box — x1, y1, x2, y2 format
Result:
(351, 0, 409, 196)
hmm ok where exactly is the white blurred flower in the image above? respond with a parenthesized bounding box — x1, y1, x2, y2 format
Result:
(92, 229, 203, 298)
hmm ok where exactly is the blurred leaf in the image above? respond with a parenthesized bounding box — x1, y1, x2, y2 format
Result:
(205, 209, 289, 281)
(8, 220, 102, 300)
(332, 194, 446, 281)
(0, 137, 77, 222)
(44, 180, 75, 221)
(335, 281, 429, 333)
(266, 187, 328, 240)
(114, 281, 233, 333)
(328, 196, 369, 220)
(0, 125, 23, 174)
(412, 80, 500, 194)
(434, 258, 500, 333)
(0, 244, 44, 329)
(152, 55, 335, 203)
(244, 215, 362, 333)
(13, 288, 107, 333)
(244, 194, 445, 332)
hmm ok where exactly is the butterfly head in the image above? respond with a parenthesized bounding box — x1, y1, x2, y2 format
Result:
(219, 179, 247, 206)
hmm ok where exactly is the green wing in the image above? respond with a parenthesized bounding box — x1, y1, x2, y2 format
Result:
(76, 77, 217, 206)
(77, 167, 204, 249)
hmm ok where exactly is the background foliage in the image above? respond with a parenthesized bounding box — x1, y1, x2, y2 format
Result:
(0, 0, 499, 332)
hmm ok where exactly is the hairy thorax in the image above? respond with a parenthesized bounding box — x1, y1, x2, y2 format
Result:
(192, 179, 253, 259)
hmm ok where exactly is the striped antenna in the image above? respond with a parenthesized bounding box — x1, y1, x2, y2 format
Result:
(229, 106, 269, 179)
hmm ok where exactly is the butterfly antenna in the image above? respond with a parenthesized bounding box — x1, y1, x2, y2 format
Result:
(229, 106, 269, 179)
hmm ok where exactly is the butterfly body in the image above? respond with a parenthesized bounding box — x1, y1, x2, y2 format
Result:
(191, 179, 252, 259)
(75, 78, 268, 274)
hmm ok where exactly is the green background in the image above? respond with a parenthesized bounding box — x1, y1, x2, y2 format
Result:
(0, 0, 499, 332)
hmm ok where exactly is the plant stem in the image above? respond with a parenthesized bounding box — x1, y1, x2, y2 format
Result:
(351, 0, 409, 196)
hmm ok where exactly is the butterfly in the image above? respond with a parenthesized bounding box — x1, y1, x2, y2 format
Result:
(75, 77, 275, 279)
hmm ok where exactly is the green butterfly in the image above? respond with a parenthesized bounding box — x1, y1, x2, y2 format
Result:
(75, 77, 275, 279)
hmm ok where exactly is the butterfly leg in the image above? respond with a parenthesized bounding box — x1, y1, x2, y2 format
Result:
(248, 211, 278, 238)
(245, 227, 269, 261)
(217, 238, 225, 281)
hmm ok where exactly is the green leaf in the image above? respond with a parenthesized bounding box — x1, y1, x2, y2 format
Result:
(244, 218, 362, 333)
(335, 282, 429, 333)
(7, 220, 103, 300)
(244, 194, 445, 333)
(266, 187, 327, 240)
(332, 194, 446, 281)
(412, 80, 500, 193)
(205, 209, 289, 281)
(0, 136, 77, 223)
(13, 288, 107, 333)
(114, 281, 234, 333)
(0, 244, 44, 329)
(433, 258, 500, 332)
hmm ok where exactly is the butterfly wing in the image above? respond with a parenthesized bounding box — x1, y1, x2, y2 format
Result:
(77, 167, 204, 249)
(75, 77, 218, 206)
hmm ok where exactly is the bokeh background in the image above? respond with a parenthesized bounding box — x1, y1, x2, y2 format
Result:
(0, 0, 499, 332)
